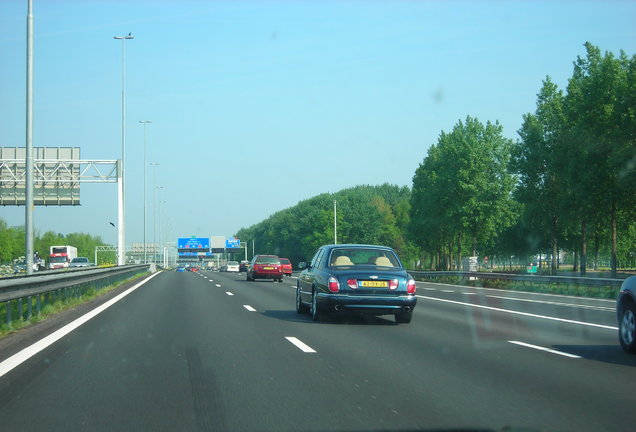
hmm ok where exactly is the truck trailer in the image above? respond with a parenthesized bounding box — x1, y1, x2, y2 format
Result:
(49, 245, 78, 269)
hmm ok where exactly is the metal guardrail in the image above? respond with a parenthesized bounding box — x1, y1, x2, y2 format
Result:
(409, 270, 624, 287)
(0, 264, 152, 327)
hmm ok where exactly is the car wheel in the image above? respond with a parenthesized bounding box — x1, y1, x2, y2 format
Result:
(296, 284, 308, 314)
(311, 289, 321, 321)
(395, 310, 413, 324)
(619, 302, 636, 353)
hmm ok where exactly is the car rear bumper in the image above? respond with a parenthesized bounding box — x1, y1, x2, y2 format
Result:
(252, 272, 282, 279)
(316, 293, 417, 315)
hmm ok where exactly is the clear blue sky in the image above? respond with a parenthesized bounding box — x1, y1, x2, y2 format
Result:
(1, 0, 635, 247)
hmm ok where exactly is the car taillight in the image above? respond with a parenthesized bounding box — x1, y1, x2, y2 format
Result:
(328, 277, 340, 293)
(389, 279, 399, 290)
(406, 279, 416, 294)
(347, 279, 358, 289)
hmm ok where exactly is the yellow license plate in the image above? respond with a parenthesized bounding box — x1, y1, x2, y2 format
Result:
(360, 280, 388, 288)
(263, 266, 274, 270)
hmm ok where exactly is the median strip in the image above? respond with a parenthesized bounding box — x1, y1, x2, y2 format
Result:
(285, 337, 316, 353)
(508, 340, 581, 359)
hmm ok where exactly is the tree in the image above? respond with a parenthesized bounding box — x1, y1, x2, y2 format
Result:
(513, 77, 567, 275)
(564, 42, 636, 277)
(410, 116, 517, 268)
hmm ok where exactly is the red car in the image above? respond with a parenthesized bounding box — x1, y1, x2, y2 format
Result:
(246, 255, 283, 282)
(279, 257, 292, 276)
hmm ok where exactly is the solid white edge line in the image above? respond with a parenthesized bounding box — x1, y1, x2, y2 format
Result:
(243, 305, 256, 312)
(0, 271, 162, 378)
(285, 337, 317, 353)
(417, 294, 618, 330)
(508, 340, 582, 359)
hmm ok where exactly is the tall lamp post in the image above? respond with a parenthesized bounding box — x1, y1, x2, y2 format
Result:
(154, 184, 164, 264)
(334, 200, 337, 245)
(25, 0, 35, 274)
(113, 33, 134, 266)
(139, 120, 152, 263)
(159, 199, 167, 266)
(150, 162, 160, 263)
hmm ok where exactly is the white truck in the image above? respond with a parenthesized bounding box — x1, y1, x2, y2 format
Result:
(49, 245, 78, 269)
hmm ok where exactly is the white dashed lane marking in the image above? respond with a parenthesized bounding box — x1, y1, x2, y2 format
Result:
(285, 337, 317, 353)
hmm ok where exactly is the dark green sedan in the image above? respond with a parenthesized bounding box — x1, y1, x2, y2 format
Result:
(296, 244, 417, 323)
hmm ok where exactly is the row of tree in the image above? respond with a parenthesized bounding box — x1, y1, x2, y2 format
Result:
(0, 218, 111, 265)
(235, 43, 635, 276)
(235, 184, 418, 268)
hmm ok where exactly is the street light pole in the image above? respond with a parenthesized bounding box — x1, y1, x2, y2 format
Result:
(25, 0, 34, 275)
(113, 33, 134, 266)
(139, 120, 152, 263)
(334, 200, 337, 245)
(150, 162, 160, 263)
(155, 185, 164, 264)
(160, 199, 167, 266)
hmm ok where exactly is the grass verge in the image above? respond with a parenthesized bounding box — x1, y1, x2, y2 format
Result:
(416, 275, 619, 299)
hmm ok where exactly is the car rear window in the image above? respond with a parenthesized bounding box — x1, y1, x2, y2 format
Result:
(279, 258, 290, 265)
(256, 256, 280, 264)
(329, 248, 400, 267)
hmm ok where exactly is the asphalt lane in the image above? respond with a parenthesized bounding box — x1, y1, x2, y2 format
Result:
(0, 270, 633, 431)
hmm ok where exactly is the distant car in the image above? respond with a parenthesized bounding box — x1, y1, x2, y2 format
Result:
(239, 260, 250, 272)
(190, 266, 200, 272)
(69, 257, 93, 268)
(176, 265, 186, 272)
(246, 255, 283, 282)
(226, 261, 240, 272)
(617, 276, 636, 353)
(296, 244, 417, 323)
(279, 258, 292, 276)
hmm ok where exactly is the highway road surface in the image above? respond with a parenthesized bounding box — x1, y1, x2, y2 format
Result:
(0, 270, 633, 432)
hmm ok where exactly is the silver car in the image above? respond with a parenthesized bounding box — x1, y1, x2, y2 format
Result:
(69, 257, 93, 268)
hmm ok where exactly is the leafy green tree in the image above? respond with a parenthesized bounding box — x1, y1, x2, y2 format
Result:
(564, 42, 636, 277)
(513, 77, 567, 275)
(410, 116, 517, 268)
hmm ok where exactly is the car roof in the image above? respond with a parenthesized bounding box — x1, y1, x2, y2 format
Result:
(321, 244, 396, 251)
